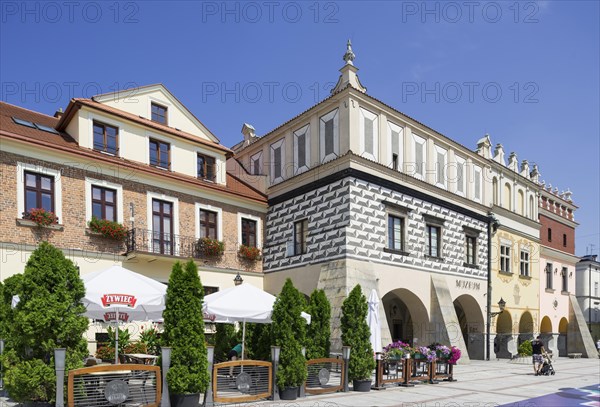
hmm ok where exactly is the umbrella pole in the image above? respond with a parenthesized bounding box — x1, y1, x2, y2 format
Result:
(241, 320, 246, 373)
(115, 309, 119, 364)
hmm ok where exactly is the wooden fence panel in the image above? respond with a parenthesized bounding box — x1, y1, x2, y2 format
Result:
(212, 360, 272, 403)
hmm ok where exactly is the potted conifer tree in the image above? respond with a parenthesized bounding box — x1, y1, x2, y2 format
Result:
(0, 242, 88, 406)
(162, 260, 209, 407)
(341, 284, 376, 392)
(271, 278, 307, 400)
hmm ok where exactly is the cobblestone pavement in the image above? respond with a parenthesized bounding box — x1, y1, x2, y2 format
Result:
(1, 357, 598, 406)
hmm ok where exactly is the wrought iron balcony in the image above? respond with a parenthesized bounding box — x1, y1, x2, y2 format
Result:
(126, 228, 204, 259)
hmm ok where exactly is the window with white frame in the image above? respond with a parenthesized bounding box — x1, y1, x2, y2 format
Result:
(270, 138, 285, 184)
(237, 213, 261, 249)
(412, 133, 426, 179)
(293, 124, 310, 175)
(320, 108, 339, 163)
(455, 156, 466, 196)
(520, 249, 530, 277)
(250, 151, 263, 175)
(435, 145, 447, 188)
(473, 165, 482, 202)
(17, 162, 63, 222)
(500, 244, 511, 273)
(85, 178, 123, 223)
(388, 122, 403, 171)
(359, 108, 378, 161)
(195, 203, 222, 241)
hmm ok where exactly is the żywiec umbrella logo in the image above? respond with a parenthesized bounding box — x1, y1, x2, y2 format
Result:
(103, 312, 130, 322)
(101, 294, 137, 308)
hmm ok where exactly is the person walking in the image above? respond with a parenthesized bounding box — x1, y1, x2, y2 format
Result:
(532, 336, 546, 376)
(228, 343, 243, 377)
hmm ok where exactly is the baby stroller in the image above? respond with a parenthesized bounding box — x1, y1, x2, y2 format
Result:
(538, 353, 556, 376)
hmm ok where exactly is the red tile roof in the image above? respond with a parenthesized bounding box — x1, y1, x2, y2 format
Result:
(57, 98, 232, 156)
(0, 101, 266, 204)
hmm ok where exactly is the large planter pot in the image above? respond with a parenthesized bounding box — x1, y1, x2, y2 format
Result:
(352, 379, 372, 392)
(170, 393, 200, 407)
(279, 386, 299, 400)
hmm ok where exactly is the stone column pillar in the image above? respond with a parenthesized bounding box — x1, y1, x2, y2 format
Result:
(507, 335, 518, 358)
(488, 333, 497, 360)
(549, 333, 559, 358)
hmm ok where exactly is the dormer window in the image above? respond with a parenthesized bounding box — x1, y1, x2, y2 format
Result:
(197, 153, 216, 181)
(151, 103, 168, 125)
(93, 121, 118, 155)
(149, 138, 170, 170)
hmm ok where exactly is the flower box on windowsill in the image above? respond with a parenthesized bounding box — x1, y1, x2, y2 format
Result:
(16, 218, 64, 231)
(518, 274, 532, 280)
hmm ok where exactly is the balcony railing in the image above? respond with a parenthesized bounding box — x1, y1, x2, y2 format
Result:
(126, 228, 203, 259)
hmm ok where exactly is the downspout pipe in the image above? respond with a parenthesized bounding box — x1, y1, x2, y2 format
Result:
(486, 213, 498, 361)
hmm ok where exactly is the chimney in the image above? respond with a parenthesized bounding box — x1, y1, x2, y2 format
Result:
(54, 107, 63, 119)
(493, 143, 505, 166)
(241, 123, 256, 144)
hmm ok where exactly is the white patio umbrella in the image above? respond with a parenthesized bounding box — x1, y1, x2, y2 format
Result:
(367, 289, 382, 354)
(203, 284, 311, 360)
(82, 265, 167, 363)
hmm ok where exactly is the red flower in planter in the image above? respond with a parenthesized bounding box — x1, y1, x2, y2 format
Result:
(88, 216, 128, 241)
(23, 208, 58, 226)
(238, 245, 261, 261)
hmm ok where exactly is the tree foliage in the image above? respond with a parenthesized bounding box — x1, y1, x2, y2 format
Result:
(1, 242, 88, 402)
(341, 284, 375, 381)
(214, 323, 239, 362)
(162, 260, 209, 394)
(245, 322, 272, 361)
(271, 279, 307, 388)
(305, 289, 331, 360)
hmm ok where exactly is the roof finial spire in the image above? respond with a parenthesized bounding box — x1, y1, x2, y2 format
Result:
(343, 39, 355, 66)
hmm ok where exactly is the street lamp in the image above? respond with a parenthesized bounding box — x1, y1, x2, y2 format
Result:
(271, 346, 281, 401)
(342, 346, 351, 392)
(490, 298, 506, 318)
(234, 272, 244, 286)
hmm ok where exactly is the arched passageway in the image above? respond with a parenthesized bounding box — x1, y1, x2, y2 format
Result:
(382, 288, 429, 347)
(494, 310, 513, 358)
(453, 294, 485, 360)
(518, 311, 535, 346)
(558, 317, 568, 356)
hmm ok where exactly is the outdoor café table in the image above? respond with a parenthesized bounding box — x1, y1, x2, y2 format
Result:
(124, 353, 158, 365)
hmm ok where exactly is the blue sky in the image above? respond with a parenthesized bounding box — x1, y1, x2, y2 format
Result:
(1, 1, 598, 256)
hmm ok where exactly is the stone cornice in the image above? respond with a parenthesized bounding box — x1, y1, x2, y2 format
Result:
(539, 208, 579, 228)
(540, 245, 580, 264)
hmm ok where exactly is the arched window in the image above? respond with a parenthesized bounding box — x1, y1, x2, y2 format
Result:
(504, 183, 512, 210)
(492, 177, 498, 205)
(517, 190, 525, 215)
(529, 196, 535, 219)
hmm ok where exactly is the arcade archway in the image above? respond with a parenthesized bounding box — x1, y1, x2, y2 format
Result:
(558, 317, 568, 356)
(518, 311, 534, 346)
(494, 309, 513, 358)
(382, 288, 429, 347)
(453, 294, 485, 360)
